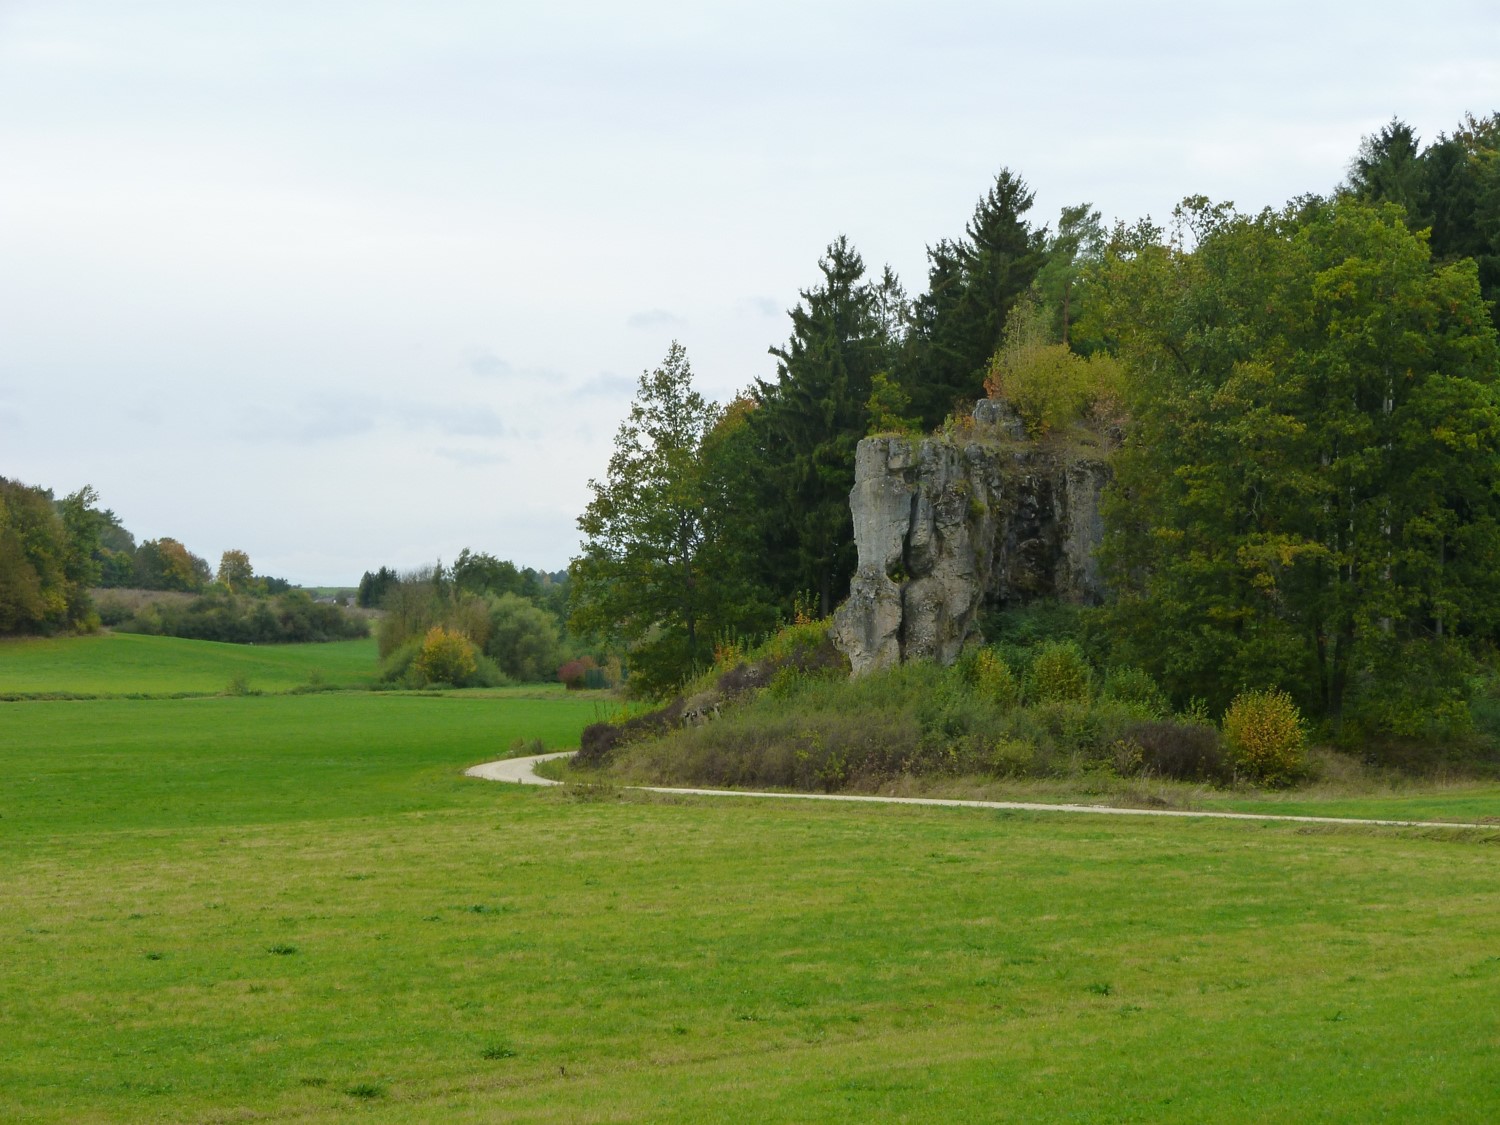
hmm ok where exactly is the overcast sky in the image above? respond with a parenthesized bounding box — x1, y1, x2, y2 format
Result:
(2, 1, 1497, 584)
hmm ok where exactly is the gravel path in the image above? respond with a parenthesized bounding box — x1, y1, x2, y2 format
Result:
(467, 751, 1499, 831)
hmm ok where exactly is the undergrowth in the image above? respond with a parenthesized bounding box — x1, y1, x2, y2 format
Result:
(575, 612, 1500, 796)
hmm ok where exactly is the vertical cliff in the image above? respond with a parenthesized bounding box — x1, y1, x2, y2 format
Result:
(831, 402, 1111, 675)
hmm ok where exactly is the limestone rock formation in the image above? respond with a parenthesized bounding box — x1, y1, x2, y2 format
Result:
(832, 403, 1110, 676)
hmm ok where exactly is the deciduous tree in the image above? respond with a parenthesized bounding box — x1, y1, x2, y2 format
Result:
(570, 342, 723, 693)
(1091, 196, 1500, 732)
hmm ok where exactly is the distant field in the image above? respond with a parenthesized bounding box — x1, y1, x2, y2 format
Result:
(0, 632, 379, 696)
(1, 692, 607, 836)
(3, 638, 1499, 1121)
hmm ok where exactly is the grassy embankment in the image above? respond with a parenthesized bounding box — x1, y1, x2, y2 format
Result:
(581, 624, 1500, 827)
(3, 634, 1499, 1121)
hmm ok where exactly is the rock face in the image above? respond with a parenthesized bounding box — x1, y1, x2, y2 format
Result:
(832, 404, 1110, 676)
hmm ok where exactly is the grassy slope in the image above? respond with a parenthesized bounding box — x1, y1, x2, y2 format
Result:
(0, 632, 380, 696)
(1, 694, 1498, 1120)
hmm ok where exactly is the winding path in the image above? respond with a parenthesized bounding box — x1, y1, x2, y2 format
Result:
(466, 752, 1500, 832)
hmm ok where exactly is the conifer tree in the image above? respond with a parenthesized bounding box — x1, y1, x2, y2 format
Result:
(905, 169, 1048, 426)
(750, 237, 903, 616)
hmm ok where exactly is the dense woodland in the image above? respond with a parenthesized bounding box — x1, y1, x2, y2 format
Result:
(570, 112, 1500, 749)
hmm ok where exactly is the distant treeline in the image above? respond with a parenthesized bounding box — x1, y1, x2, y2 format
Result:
(104, 588, 368, 644)
(0, 478, 101, 634)
(0, 478, 348, 642)
(357, 552, 584, 686)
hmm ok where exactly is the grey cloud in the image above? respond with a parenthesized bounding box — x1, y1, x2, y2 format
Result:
(742, 296, 780, 318)
(627, 308, 686, 329)
(468, 351, 512, 378)
(230, 396, 504, 444)
(575, 372, 636, 398)
(399, 402, 507, 437)
(434, 446, 507, 468)
(233, 396, 378, 444)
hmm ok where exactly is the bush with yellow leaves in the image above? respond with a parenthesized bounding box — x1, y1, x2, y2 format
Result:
(1222, 688, 1306, 785)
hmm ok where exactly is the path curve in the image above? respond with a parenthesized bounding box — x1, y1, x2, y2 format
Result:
(468, 751, 1499, 832)
(464, 751, 572, 785)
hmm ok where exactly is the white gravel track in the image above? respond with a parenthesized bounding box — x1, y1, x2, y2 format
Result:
(467, 752, 1499, 831)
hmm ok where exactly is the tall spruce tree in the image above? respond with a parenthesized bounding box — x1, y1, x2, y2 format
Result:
(1345, 112, 1500, 328)
(905, 169, 1048, 426)
(1347, 118, 1428, 223)
(750, 237, 903, 616)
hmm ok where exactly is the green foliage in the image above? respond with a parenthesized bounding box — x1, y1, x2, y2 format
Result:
(1034, 202, 1106, 347)
(982, 296, 1123, 435)
(216, 549, 254, 593)
(751, 238, 907, 617)
(1100, 667, 1170, 719)
(356, 565, 399, 608)
(1026, 641, 1092, 704)
(865, 371, 919, 435)
(572, 343, 777, 698)
(1345, 113, 1500, 329)
(958, 646, 1020, 711)
(116, 588, 368, 645)
(133, 537, 212, 592)
(373, 624, 505, 690)
(1092, 195, 1500, 723)
(0, 478, 110, 635)
(1223, 689, 1307, 786)
(570, 341, 719, 691)
(1342, 637, 1476, 746)
(483, 592, 562, 682)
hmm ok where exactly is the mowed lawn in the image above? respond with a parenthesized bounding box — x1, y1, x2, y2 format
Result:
(0, 632, 380, 696)
(3, 667, 1500, 1121)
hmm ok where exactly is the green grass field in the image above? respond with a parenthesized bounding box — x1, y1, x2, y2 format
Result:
(3, 635, 1500, 1121)
(0, 632, 380, 696)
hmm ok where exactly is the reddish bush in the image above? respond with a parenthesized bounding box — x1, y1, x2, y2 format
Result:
(558, 655, 599, 691)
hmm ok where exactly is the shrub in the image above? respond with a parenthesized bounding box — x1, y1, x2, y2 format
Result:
(1101, 666, 1169, 718)
(112, 588, 367, 644)
(982, 298, 1124, 436)
(558, 656, 599, 690)
(411, 627, 477, 687)
(95, 595, 132, 627)
(1121, 719, 1229, 782)
(986, 737, 1035, 777)
(378, 638, 422, 684)
(1027, 641, 1092, 704)
(575, 696, 686, 767)
(960, 647, 1020, 711)
(1222, 688, 1306, 785)
(484, 592, 561, 681)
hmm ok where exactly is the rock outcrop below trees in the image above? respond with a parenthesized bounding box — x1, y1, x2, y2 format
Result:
(832, 402, 1110, 675)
